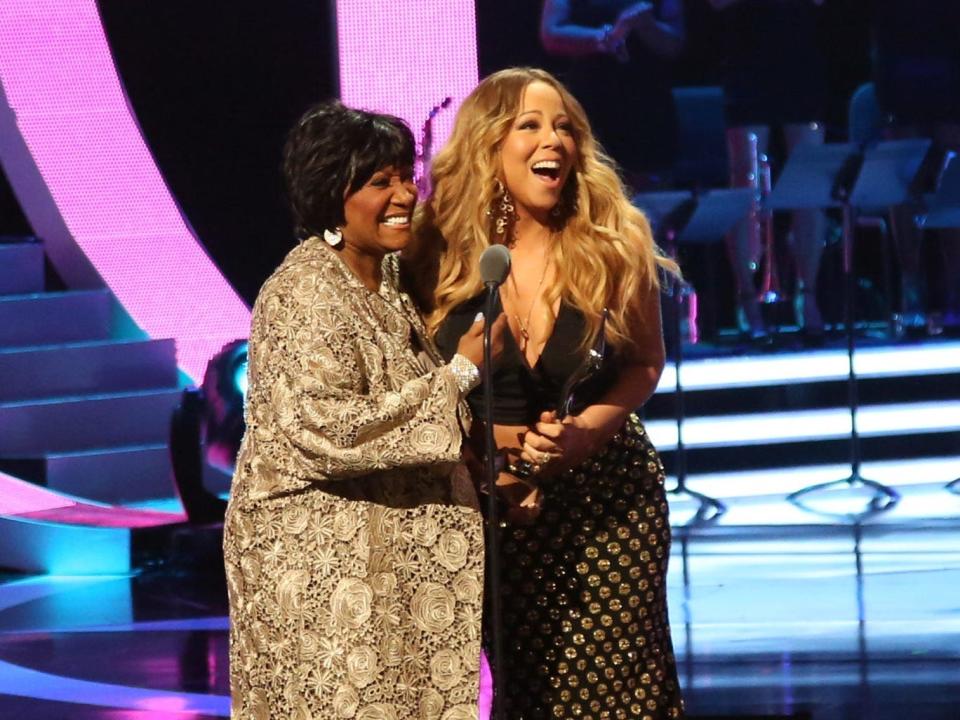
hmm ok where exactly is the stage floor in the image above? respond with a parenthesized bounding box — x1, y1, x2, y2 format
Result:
(1, 337, 957, 719)
(1, 476, 957, 720)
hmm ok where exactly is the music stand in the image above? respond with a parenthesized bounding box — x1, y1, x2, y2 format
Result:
(769, 141, 930, 518)
(920, 153, 960, 496)
(678, 189, 754, 246)
(852, 139, 934, 342)
(635, 190, 755, 523)
(921, 150, 960, 229)
(767, 142, 859, 212)
(675, 190, 754, 522)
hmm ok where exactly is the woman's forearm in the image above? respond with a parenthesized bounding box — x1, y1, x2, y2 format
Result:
(578, 279, 666, 445)
(574, 361, 663, 450)
(468, 420, 530, 460)
(541, 21, 606, 56)
(540, 0, 608, 56)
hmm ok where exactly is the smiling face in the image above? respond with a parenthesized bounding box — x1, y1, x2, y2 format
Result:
(341, 165, 418, 257)
(499, 80, 578, 223)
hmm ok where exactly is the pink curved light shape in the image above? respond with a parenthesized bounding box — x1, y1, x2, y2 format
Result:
(0, 0, 250, 382)
(336, 0, 479, 174)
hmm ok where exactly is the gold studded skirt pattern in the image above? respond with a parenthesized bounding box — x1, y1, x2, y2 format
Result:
(493, 414, 683, 720)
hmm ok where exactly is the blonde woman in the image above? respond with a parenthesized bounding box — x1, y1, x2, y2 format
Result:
(412, 68, 684, 720)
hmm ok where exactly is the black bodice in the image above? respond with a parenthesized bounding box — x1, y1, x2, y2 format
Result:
(435, 296, 616, 425)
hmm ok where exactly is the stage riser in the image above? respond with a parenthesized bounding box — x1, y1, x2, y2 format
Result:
(0, 449, 221, 505)
(0, 339, 178, 402)
(646, 372, 960, 419)
(0, 291, 111, 346)
(660, 431, 960, 476)
(45, 444, 174, 503)
(0, 242, 43, 295)
(0, 509, 216, 575)
(0, 238, 183, 511)
(0, 390, 182, 454)
(0, 516, 132, 575)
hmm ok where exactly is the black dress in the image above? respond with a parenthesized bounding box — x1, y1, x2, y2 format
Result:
(436, 298, 684, 720)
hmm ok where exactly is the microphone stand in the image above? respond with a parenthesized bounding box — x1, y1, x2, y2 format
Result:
(482, 281, 506, 720)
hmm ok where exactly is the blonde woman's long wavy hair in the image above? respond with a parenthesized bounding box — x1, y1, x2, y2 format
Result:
(415, 67, 678, 353)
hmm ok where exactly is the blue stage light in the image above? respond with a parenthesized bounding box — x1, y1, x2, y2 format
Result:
(201, 340, 248, 474)
(169, 340, 247, 523)
(233, 357, 248, 399)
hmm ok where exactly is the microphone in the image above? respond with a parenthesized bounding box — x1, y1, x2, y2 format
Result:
(479, 244, 511, 287)
(478, 243, 510, 720)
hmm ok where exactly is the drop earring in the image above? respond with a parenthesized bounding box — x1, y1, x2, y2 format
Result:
(488, 179, 516, 237)
(323, 228, 343, 247)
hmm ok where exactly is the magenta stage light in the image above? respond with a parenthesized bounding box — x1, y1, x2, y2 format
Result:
(1, 1, 483, 382)
(335, 0, 479, 169)
(0, 0, 251, 382)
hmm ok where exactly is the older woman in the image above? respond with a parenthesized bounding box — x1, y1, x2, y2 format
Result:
(415, 68, 684, 719)
(223, 101, 504, 720)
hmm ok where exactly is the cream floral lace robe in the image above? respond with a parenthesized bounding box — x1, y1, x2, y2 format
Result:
(223, 237, 483, 720)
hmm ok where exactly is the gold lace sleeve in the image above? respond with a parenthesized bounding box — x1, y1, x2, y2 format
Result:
(247, 262, 465, 481)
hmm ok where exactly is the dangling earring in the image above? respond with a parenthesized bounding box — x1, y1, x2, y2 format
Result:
(323, 228, 343, 247)
(496, 191, 515, 236)
(488, 179, 515, 237)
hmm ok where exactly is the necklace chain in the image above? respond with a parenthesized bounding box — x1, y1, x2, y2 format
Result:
(511, 245, 550, 348)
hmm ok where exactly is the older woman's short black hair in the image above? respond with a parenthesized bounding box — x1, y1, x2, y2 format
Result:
(282, 100, 416, 240)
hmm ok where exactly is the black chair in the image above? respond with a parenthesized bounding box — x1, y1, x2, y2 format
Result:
(671, 86, 729, 190)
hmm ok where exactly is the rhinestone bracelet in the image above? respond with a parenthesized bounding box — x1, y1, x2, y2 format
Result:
(449, 353, 480, 394)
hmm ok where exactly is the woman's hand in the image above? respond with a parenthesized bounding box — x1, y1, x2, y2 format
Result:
(601, 1, 655, 61)
(520, 410, 598, 476)
(465, 426, 543, 524)
(496, 471, 542, 525)
(455, 312, 508, 370)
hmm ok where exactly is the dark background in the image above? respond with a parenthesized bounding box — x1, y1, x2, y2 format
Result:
(0, 164, 31, 239)
(476, 0, 871, 135)
(96, 0, 338, 303)
(0, 1, 877, 304)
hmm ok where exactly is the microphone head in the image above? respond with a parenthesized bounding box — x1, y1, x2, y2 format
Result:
(479, 244, 511, 286)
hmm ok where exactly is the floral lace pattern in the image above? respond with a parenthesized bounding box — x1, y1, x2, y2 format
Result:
(224, 238, 483, 719)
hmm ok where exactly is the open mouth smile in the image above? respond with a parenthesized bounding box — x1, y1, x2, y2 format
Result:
(381, 214, 411, 227)
(531, 159, 562, 186)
